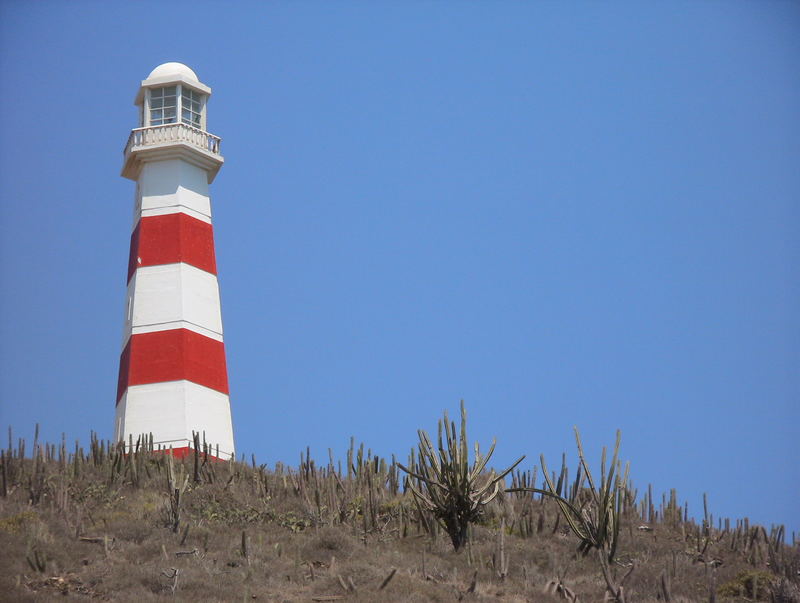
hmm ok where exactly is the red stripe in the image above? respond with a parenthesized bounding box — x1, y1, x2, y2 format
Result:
(127, 213, 217, 281)
(163, 446, 192, 459)
(148, 447, 228, 461)
(116, 329, 229, 402)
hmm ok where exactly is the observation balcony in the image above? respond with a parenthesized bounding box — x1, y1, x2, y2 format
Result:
(122, 123, 224, 183)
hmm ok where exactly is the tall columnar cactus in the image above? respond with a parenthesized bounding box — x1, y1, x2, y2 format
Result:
(397, 401, 524, 551)
(166, 451, 190, 533)
(509, 427, 632, 600)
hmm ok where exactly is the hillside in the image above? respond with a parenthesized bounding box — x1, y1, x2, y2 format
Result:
(0, 428, 797, 602)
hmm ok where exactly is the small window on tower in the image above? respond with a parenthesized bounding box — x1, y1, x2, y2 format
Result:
(181, 88, 202, 129)
(150, 87, 177, 126)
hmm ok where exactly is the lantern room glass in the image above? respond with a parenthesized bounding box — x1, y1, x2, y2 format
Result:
(148, 85, 204, 129)
(181, 88, 202, 129)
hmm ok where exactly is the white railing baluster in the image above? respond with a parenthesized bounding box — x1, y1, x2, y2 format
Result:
(124, 123, 222, 158)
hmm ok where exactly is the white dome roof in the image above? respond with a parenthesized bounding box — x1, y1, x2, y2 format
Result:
(147, 62, 199, 82)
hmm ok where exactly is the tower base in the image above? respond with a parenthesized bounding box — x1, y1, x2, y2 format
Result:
(115, 380, 235, 460)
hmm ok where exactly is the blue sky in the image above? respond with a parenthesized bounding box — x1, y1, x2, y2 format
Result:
(1, 1, 798, 534)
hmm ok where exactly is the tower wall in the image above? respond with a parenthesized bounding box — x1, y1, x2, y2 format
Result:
(138, 160, 212, 221)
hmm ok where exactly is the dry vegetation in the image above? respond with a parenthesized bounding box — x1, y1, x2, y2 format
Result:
(0, 422, 798, 602)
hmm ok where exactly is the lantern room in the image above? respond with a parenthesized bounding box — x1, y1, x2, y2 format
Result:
(135, 62, 211, 130)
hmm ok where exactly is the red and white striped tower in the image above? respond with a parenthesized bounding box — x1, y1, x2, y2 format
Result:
(116, 62, 235, 459)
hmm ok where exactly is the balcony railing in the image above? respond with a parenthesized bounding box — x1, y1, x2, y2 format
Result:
(124, 123, 222, 157)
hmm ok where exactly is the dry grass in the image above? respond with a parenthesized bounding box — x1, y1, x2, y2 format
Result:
(0, 431, 797, 602)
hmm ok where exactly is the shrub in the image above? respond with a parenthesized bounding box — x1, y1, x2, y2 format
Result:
(718, 570, 777, 600)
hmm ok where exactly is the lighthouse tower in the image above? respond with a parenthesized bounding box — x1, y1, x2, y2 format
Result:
(115, 62, 235, 459)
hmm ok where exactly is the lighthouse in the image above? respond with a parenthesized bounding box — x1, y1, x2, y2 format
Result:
(115, 62, 235, 459)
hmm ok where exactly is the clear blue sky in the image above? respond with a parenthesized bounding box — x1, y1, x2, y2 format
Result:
(1, 2, 798, 534)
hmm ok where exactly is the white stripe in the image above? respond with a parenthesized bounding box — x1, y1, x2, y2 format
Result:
(138, 205, 212, 224)
(130, 320, 224, 343)
(116, 380, 235, 458)
(139, 159, 212, 219)
(122, 263, 223, 347)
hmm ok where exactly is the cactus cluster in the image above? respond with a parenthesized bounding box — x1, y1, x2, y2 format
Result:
(509, 427, 632, 600)
(397, 401, 524, 551)
(542, 428, 628, 563)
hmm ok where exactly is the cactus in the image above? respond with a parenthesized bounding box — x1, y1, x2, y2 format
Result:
(510, 427, 633, 601)
(165, 451, 189, 532)
(397, 401, 524, 551)
(511, 427, 628, 564)
(26, 548, 47, 573)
